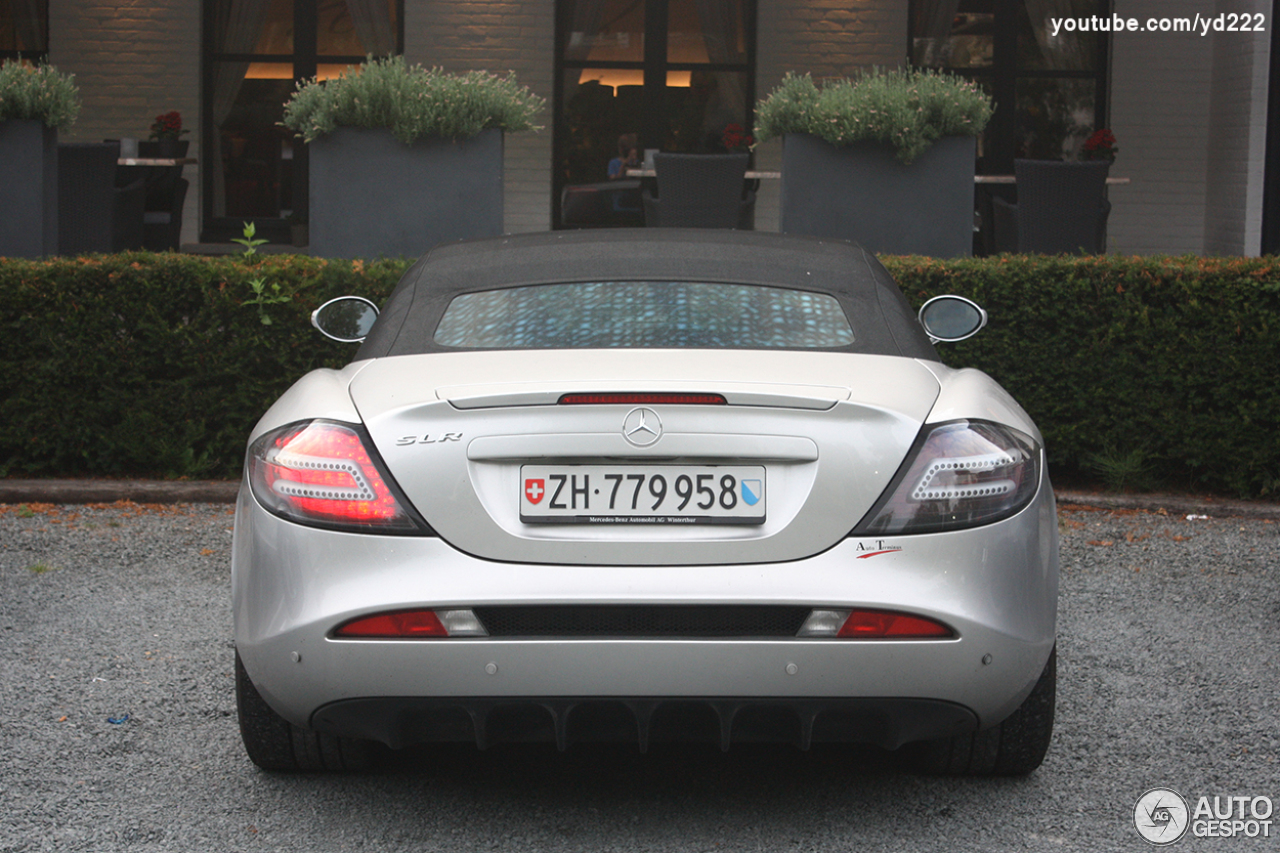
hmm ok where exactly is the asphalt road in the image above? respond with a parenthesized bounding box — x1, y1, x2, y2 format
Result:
(2, 500, 1277, 852)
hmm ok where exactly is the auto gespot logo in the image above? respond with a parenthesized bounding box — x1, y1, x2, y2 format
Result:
(1134, 788, 1274, 845)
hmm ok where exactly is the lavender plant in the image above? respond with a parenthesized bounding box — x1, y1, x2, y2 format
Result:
(756, 69, 993, 164)
(0, 58, 80, 131)
(281, 56, 544, 144)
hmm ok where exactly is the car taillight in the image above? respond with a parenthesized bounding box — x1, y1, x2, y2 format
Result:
(247, 420, 425, 533)
(335, 608, 488, 638)
(798, 609, 953, 638)
(853, 419, 1041, 535)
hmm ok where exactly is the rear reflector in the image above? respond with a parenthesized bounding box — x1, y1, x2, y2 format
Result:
(838, 610, 953, 638)
(335, 609, 488, 639)
(336, 611, 448, 638)
(798, 609, 953, 639)
(558, 393, 726, 405)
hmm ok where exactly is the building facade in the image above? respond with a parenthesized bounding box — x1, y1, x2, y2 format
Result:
(8, 0, 1273, 255)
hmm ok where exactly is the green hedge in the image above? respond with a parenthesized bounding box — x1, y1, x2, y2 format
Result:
(883, 254, 1280, 498)
(1, 252, 1278, 497)
(0, 253, 408, 480)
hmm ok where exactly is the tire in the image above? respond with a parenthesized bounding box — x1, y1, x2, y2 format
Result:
(235, 650, 379, 772)
(905, 647, 1056, 776)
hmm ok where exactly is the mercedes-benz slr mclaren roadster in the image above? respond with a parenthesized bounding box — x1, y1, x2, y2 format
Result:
(233, 230, 1058, 775)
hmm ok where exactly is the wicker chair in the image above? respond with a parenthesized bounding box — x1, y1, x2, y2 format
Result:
(992, 159, 1111, 254)
(642, 153, 755, 229)
(58, 142, 147, 254)
(142, 176, 189, 251)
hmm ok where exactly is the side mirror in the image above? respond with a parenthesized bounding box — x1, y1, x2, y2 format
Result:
(311, 296, 379, 343)
(918, 295, 987, 344)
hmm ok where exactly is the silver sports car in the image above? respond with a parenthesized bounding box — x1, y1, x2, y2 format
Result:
(232, 230, 1058, 775)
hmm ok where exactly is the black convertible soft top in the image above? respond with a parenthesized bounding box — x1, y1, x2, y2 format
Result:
(355, 229, 939, 361)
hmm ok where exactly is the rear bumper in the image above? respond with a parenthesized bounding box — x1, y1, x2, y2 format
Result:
(233, 474, 1058, 746)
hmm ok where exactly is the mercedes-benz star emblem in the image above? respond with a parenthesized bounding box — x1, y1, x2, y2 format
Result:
(622, 407, 663, 447)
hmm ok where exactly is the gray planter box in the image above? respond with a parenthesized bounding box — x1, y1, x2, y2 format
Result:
(0, 120, 58, 258)
(780, 133, 975, 258)
(309, 127, 503, 259)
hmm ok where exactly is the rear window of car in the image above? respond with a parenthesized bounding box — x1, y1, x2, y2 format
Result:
(433, 281, 855, 349)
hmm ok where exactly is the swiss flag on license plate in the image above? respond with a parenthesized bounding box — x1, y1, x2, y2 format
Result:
(524, 478, 546, 504)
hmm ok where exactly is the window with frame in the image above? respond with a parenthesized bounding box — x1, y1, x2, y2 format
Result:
(202, 0, 402, 242)
(434, 281, 855, 349)
(909, 0, 1109, 172)
(554, 0, 757, 226)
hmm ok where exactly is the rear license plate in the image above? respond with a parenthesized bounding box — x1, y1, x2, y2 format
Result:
(520, 465, 766, 524)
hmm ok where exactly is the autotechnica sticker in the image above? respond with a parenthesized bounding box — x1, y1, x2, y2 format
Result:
(854, 540, 903, 559)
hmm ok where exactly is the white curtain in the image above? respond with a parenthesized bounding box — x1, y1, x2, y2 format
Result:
(692, 0, 746, 145)
(1022, 0, 1091, 70)
(564, 0, 612, 63)
(211, 0, 273, 216)
(692, 0, 743, 63)
(345, 0, 396, 56)
(910, 0, 961, 66)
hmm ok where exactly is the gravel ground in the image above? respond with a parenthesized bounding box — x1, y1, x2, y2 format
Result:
(1, 500, 1277, 852)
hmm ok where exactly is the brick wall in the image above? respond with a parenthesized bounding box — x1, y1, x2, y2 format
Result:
(405, 0, 556, 234)
(48, 0, 201, 246)
(1202, 0, 1270, 256)
(1107, 0, 1215, 255)
(756, 0, 905, 85)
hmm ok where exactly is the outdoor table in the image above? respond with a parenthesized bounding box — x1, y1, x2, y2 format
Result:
(627, 169, 779, 179)
(117, 157, 197, 167)
(628, 171, 1127, 184)
(976, 175, 1129, 184)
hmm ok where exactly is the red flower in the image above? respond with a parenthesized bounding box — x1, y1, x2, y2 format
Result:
(149, 110, 188, 140)
(721, 123, 755, 152)
(1081, 128, 1117, 161)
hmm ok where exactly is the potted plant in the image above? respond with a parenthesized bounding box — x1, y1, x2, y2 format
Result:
(142, 110, 190, 159)
(756, 69, 993, 257)
(281, 55, 544, 259)
(0, 58, 79, 257)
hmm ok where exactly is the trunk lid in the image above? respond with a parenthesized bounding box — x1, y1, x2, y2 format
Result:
(351, 350, 939, 565)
